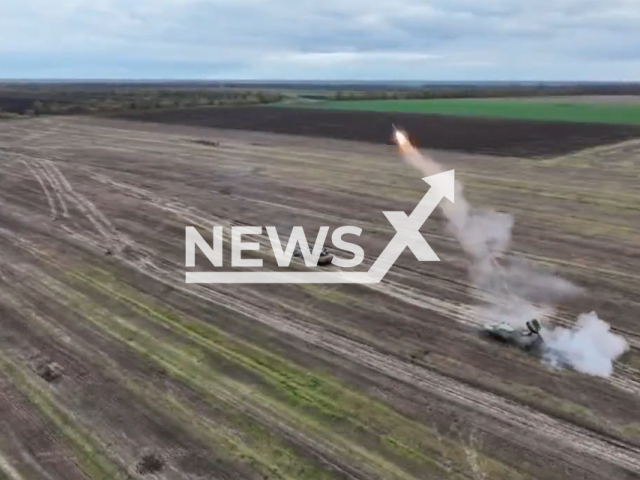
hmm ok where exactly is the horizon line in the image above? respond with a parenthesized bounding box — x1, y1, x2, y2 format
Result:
(2, 79, 640, 85)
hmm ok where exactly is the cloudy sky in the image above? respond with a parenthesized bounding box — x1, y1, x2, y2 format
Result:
(1, 0, 639, 80)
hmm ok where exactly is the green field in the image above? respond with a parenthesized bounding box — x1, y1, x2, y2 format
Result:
(281, 98, 640, 125)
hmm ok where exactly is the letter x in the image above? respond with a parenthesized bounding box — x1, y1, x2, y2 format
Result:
(367, 182, 443, 281)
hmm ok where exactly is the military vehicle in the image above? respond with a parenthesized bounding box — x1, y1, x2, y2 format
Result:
(482, 319, 543, 352)
(293, 245, 334, 266)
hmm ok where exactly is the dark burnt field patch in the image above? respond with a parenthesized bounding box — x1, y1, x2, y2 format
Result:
(116, 105, 640, 158)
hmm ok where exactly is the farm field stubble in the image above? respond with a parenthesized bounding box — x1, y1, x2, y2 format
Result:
(0, 116, 639, 479)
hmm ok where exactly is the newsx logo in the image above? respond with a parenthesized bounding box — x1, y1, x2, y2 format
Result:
(185, 170, 455, 284)
(185, 225, 365, 269)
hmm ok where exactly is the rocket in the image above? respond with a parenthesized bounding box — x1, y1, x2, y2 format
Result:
(391, 124, 411, 154)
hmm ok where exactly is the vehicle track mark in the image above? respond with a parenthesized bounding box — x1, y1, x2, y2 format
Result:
(19, 160, 57, 220)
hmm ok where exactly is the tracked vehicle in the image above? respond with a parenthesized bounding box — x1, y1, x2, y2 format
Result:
(293, 245, 334, 266)
(482, 319, 543, 352)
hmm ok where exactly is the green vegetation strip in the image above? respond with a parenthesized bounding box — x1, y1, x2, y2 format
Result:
(0, 356, 131, 480)
(43, 264, 529, 480)
(10, 284, 333, 480)
(40, 276, 338, 480)
(430, 354, 640, 446)
(60, 270, 449, 479)
(281, 99, 640, 125)
(7, 239, 530, 480)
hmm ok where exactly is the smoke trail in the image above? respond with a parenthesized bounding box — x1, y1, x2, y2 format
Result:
(394, 130, 628, 376)
(394, 130, 577, 308)
(396, 131, 515, 272)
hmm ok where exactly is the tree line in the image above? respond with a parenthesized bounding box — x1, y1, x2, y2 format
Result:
(331, 84, 640, 101)
(0, 89, 285, 116)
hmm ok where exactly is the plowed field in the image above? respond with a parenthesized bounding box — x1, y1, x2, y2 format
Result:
(0, 116, 639, 480)
(118, 105, 640, 158)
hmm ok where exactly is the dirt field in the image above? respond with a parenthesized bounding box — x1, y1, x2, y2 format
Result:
(117, 106, 640, 158)
(0, 116, 640, 480)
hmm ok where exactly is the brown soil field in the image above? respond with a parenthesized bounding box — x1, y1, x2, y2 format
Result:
(116, 105, 640, 158)
(0, 116, 639, 480)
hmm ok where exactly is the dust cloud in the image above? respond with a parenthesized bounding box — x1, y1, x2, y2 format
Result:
(394, 129, 629, 377)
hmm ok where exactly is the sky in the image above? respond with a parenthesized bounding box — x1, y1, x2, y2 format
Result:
(1, 0, 639, 81)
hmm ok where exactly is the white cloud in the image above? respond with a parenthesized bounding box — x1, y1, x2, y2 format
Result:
(0, 0, 639, 79)
(267, 51, 443, 65)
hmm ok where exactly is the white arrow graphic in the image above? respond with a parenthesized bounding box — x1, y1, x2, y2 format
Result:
(365, 169, 454, 282)
(186, 170, 455, 284)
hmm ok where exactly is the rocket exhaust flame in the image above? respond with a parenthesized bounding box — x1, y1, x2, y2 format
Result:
(393, 128, 408, 146)
(393, 126, 628, 377)
(393, 126, 413, 156)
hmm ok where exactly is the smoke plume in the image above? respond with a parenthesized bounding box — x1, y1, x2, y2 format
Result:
(542, 312, 629, 377)
(395, 131, 628, 376)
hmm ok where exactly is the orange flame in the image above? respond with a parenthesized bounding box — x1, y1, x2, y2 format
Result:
(393, 128, 413, 155)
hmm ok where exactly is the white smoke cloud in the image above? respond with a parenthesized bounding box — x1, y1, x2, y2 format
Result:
(396, 133, 628, 377)
(542, 312, 629, 377)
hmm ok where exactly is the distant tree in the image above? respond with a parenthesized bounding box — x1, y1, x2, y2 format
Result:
(158, 98, 177, 109)
(256, 91, 271, 104)
(244, 94, 258, 104)
(196, 96, 210, 106)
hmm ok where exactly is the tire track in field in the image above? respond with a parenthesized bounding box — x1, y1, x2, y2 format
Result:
(170, 138, 640, 404)
(14, 153, 128, 253)
(7, 224, 639, 476)
(373, 280, 640, 399)
(4, 431, 58, 480)
(71, 220, 639, 477)
(10, 150, 123, 250)
(16, 118, 640, 460)
(34, 160, 69, 219)
(81, 169, 640, 401)
(0, 235, 424, 480)
(177, 282, 640, 475)
(19, 160, 57, 220)
(42, 160, 112, 240)
(18, 120, 61, 146)
(121, 247, 640, 475)
(80, 147, 640, 415)
(0, 268, 171, 480)
(0, 450, 25, 480)
(40, 159, 132, 253)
